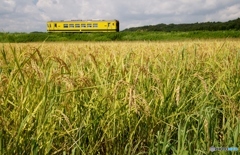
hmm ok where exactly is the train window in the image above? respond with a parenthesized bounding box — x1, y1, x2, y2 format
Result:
(93, 23, 98, 28)
(87, 24, 92, 28)
(64, 24, 68, 28)
(54, 23, 57, 27)
(112, 23, 114, 26)
(69, 24, 74, 28)
(75, 24, 80, 28)
(81, 24, 86, 28)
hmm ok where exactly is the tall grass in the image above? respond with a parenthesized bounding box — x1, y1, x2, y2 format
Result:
(0, 40, 240, 154)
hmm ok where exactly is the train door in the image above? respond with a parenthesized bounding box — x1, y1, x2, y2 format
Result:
(53, 23, 57, 31)
(47, 23, 51, 31)
(116, 21, 119, 32)
(107, 22, 111, 31)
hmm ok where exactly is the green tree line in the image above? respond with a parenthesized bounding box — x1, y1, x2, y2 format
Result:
(123, 18, 240, 32)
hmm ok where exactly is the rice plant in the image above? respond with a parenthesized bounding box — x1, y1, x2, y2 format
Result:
(0, 40, 240, 154)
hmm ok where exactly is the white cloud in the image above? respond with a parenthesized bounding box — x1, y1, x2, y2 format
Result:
(218, 4, 240, 21)
(0, 0, 240, 32)
(0, 0, 16, 14)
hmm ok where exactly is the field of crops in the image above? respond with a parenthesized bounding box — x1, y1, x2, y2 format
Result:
(1, 40, 240, 154)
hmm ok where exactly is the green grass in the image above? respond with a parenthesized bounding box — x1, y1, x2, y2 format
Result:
(0, 41, 240, 154)
(1, 31, 240, 42)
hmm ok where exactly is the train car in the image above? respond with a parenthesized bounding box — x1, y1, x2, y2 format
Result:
(47, 19, 119, 32)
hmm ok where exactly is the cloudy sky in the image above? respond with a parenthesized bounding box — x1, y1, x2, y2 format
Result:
(1, 0, 240, 32)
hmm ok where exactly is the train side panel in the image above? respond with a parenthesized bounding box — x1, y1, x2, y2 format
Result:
(47, 20, 119, 32)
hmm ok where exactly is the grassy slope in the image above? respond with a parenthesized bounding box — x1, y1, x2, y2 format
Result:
(0, 41, 240, 154)
(1, 31, 240, 42)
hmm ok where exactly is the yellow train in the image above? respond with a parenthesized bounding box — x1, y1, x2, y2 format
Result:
(47, 19, 119, 32)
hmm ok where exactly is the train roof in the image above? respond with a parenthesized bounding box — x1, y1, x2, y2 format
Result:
(47, 19, 119, 22)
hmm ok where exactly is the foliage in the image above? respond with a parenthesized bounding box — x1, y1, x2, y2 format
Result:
(123, 18, 240, 32)
(0, 41, 240, 154)
(0, 31, 240, 43)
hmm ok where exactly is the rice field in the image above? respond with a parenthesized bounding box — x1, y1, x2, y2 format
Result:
(0, 40, 240, 154)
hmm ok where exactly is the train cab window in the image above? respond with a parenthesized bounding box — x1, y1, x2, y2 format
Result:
(69, 24, 74, 28)
(93, 23, 98, 28)
(64, 24, 68, 28)
(54, 23, 57, 27)
(112, 23, 115, 26)
(87, 24, 92, 28)
(81, 24, 86, 28)
(75, 24, 80, 28)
